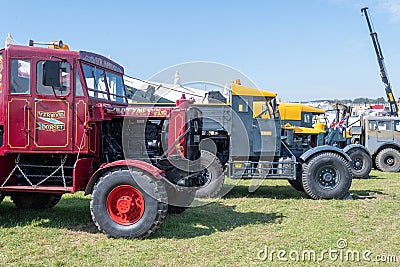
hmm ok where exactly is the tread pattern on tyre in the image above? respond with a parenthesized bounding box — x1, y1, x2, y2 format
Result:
(302, 152, 352, 200)
(195, 150, 225, 198)
(346, 148, 372, 179)
(90, 169, 168, 239)
(375, 148, 400, 173)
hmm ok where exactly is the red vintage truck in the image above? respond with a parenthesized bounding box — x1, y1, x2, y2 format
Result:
(0, 40, 205, 238)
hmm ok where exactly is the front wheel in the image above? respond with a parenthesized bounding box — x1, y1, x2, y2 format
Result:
(346, 147, 372, 179)
(90, 169, 168, 238)
(302, 152, 352, 199)
(375, 148, 400, 172)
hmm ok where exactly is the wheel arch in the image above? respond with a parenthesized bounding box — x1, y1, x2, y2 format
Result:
(343, 144, 371, 157)
(373, 142, 400, 158)
(299, 145, 351, 164)
(84, 160, 165, 195)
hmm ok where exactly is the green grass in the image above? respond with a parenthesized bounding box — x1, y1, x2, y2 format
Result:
(1, 170, 400, 266)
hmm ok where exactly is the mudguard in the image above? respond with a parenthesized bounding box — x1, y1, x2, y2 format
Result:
(370, 142, 400, 157)
(343, 144, 371, 157)
(84, 160, 165, 195)
(299, 145, 352, 163)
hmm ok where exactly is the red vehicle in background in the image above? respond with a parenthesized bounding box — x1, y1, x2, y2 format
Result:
(0, 40, 205, 238)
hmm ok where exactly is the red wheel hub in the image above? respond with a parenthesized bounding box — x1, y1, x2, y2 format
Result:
(106, 185, 145, 225)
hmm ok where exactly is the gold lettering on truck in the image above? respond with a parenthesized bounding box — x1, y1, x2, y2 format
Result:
(37, 110, 66, 132)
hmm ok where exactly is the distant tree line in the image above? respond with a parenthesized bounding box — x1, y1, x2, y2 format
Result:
(309, 97, 386, 105)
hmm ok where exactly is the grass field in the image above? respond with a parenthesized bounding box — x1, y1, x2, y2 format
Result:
(0, 170, 399, 266)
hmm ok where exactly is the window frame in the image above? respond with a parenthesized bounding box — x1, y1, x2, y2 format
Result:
(36, 60, 71, 96)
(81, 62, 127, 103)
(0, 53, 3, 92)
(105, 70, 126, 103)
(75, 67, 85, 97)
(377, 120, 392, 131)
(10, 58, 31, 95)
(237, 97, 249, 113)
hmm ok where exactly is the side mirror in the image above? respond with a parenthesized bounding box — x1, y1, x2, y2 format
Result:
(43, 60, 60, 87)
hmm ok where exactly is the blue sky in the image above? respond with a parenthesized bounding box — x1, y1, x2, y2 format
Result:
(2, 0, 400, 101)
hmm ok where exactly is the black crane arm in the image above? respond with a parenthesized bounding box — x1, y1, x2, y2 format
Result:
(361, 7, 398, 116)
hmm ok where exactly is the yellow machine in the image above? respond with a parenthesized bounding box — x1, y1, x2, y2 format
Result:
(278, 102, 326, 135)
(253, 101, 327, 134)
(277, 102, 371, 179)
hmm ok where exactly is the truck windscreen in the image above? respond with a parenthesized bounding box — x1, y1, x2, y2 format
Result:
(81, 63, 126, 103)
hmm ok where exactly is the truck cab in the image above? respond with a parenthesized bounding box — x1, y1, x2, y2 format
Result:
(230, 82, 281, 161)
(0, 44, 129, 191)
(278, 102, 326, 129)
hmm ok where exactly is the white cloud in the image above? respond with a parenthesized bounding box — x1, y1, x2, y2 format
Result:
(381, 0, 400, 22)
(327, 0, 400, 22)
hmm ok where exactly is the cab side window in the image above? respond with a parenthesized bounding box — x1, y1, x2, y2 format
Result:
(303, 113, 312, 124)
(10, 59, 30, 94)
(377, 121, 392, 131)
(237, 98, 249, 113)
(75, 69, 84, 96)
(0, 53, 3, 92)
(369, 121, 377, 130)
(36, 61, 71, 95)
(395, 121, 400, 131)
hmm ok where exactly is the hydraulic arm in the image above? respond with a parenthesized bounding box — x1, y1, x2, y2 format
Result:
(361, 7, 398, 116)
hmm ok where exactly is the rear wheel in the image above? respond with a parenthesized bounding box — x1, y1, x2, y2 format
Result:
(302, 152, 352, 199)
(11, 193, 62, 209)
(195, 150, 224, 198)
(167, 189, 195, 214)
(346, 147, 372, 179)
(90, 169, 168, 238)
(375, 148, 400, 172)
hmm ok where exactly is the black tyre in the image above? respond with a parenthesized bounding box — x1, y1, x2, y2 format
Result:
(288, 178, 304, 192)
(168, 203, 190, 214)
(167, 189, 195, 214)
(302, 152, 352, 199)
(90, 169, 168, 239)
(288, 164, 305, 192)
(375, 148, 400, 172)
(346, 148, 372, 179)
(195, 150, 224, 198)
(167, 205, 186, 214)
(10, 193, 62, 209)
